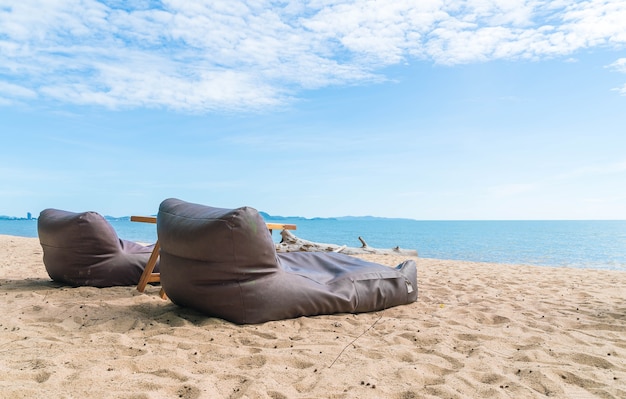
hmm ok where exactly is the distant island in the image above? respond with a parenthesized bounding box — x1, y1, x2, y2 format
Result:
(258, 212, 416, 222)
(0, 215, 137, 221)
(1, 213, 415, 222)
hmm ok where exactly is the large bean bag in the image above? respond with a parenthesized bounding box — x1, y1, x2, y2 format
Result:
(157, 198, 418, 324)
(38, 208, 157, 287)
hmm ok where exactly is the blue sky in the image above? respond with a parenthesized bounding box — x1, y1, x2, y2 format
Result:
(1, 0, 625, 220)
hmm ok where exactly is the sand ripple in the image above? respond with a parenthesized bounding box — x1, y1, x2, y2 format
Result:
(1, 235, 625, 398)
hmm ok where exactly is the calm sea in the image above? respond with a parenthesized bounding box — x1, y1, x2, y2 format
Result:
(2, 218, 625, 271)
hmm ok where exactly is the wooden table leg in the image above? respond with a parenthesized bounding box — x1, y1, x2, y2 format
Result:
(137, 241, 160, 293)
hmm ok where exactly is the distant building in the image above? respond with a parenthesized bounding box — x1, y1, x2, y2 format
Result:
(27, 212, 32, 220)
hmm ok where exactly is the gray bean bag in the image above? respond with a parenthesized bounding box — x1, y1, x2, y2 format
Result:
(157, 198, 418, 324)
(38, 208, 157, 287)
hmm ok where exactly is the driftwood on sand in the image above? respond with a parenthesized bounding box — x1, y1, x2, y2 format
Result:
(275, 229, 418, 256)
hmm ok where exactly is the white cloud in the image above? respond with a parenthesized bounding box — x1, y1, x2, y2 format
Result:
(1, 0, 625, 111)
(607, 57, 626, 73)
(607, 58, 626, 94)
(0, 81, 37, 98)
(612, 84, 626, 95)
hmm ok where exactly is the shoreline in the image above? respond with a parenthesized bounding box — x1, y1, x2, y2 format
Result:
(1, 235, 625, 398)
(3, 219, 626, 272)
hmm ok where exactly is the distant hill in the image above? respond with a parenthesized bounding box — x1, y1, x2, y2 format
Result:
(258, 212, 309, 221)
(2, 213, 414, 222)
(335, 215, 416, 222)
(259, 212, 415, 222)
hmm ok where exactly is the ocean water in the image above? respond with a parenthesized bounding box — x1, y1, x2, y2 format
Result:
(2, 218, 625, 271)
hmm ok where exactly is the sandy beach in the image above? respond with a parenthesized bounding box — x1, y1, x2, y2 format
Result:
(1, 234, 624, 398)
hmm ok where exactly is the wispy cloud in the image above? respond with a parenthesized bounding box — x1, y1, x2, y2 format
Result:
(607, 58, 626, 73)
(0, 80, 37, 105)
(0, 81, 37, 98)
(607, 57, 626, 94)
(1, 0, 625, 111)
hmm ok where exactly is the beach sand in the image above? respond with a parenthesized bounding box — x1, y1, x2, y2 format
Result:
(1, 234, 625, 398)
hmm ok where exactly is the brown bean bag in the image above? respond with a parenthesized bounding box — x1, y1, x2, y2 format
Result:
(38, 208, 157, 287)
(157, 198, 418, 324)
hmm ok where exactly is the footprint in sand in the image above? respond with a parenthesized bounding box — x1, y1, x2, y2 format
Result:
(34, 371, 52, 383)
(236, 354, 267, 369)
